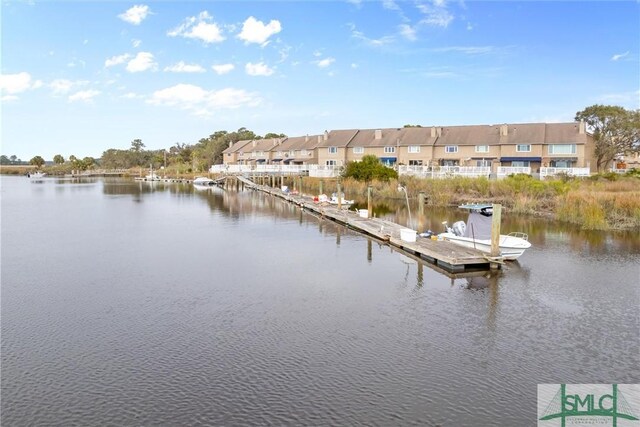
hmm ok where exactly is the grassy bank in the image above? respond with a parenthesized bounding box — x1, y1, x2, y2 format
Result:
(301, 173, 640, 231)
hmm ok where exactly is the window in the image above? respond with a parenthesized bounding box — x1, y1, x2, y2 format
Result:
(384, 146, 396, 154)
(277, 151, 284, 157)
(552, 160, 571, 168)
(301, 150, 309, 156)
(289, 150, 295, 156)
(328, 147, 338, 154)
(441, 160, 458, 166)
(445, 146, 458, 153)
(353, 146, 364, 154)
(476, 160, 491, 167)
(548, 144, 576, 155)
(516, 144, 531, 152)
(408, 146, 420, 153)
(408, 160, 423, 166)
(326, 160, 337, 166)
(511, 161, 530, 167)
(475, 145, 489, 153)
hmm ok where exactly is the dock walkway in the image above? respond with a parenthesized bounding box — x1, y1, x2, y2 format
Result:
(236, 177, 493, 272)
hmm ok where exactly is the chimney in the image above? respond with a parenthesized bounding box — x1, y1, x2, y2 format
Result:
(272, 138, 277, 146)
(305, 134, 309, 142)
(252, 140, 257, 147)
(500, 124, 508, 136)
(324, 130, 329, 141)
(579, 119, 585, 134)
(228, 141, 233, 148)
(374, 129, 382, 140)
(437, 127, 442, 137)
(431, 127, 436, 138)
(318, 135, 322, 144)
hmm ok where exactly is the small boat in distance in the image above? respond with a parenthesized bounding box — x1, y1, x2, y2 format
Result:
(27, 171, 46, 180)
(430, 204, 531, 260)
(193, 177, 215, 186)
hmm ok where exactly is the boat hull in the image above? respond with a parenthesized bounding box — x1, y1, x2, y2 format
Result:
(439, 233, 531, 260)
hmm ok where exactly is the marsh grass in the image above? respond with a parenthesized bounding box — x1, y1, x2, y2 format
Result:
(298, 174, 640, 230)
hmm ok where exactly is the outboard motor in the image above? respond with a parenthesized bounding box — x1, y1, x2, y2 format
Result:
(452, 221, 466, 237)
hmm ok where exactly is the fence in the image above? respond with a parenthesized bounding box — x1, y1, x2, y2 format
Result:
(539, 167, 590, 179)
(398, 165, 491, 179)
(497, 166, 532, 179)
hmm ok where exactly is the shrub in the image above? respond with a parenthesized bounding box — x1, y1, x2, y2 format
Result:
(342, 155, 398, 182)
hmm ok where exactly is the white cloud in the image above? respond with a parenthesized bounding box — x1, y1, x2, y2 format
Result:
(105, 53, 132, 67)
(168, 11, 225, 44)
(245, 62, 274, 76)
(237, 16, 281, 46)
(598, 89, 640, 108)
(121, 92, 143, 99)
(83, 39, 89, 45)
(67, 59, 86, 68)
(164, 61, 206, 73)
(611, 51, 630, 61)
(49, 79, 89, 95)
(382, 0, 400, 10)
(68, 89, 101, 103)
(399, 24, 417, 41)
(1, 95, 19, 102)
(351, 63, 359, 69)
(132, 39, 142, 48)
(417, 1, 454, 28)
(0, 72, 41, 95)
(315, 57, 335, 68)
(349, 24, 395, 47)
(118, 5, 150, 25)
(148, 83, 262, 116)
(126, 52, 157, 72)
(212, 63, 235, 75)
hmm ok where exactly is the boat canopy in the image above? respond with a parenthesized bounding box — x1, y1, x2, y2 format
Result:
(464, 212, 492, 240)
(458, 203, 493, 210)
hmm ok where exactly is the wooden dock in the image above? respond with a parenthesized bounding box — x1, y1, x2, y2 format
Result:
(234, 176, 493, 272)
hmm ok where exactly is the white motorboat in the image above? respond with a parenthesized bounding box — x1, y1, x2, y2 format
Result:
(27, 171, 46, 180)
(434, 204, 531, 260)
(193, 177, 215, 186)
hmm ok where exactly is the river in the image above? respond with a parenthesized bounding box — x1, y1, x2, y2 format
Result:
(2, 176, 638, 426)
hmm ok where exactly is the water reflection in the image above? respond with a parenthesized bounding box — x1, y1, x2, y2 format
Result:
(101, 179, 640, 257)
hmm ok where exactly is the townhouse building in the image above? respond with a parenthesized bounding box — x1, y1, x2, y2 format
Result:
(217, 121, 596, 177)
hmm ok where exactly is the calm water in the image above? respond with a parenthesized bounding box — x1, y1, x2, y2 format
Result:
(2, 176, 639, 426)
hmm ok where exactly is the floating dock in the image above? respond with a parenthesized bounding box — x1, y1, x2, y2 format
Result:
(233, 176, 494, 272)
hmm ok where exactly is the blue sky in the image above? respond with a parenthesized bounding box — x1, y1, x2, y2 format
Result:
(1, 0, 638, 160)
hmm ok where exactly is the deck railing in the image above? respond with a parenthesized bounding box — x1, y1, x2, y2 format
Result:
(539, 167, 590, 179)
(497, 166, 532, 179)
(308, 165, 343, 178)
(398, 165, 491, 178)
